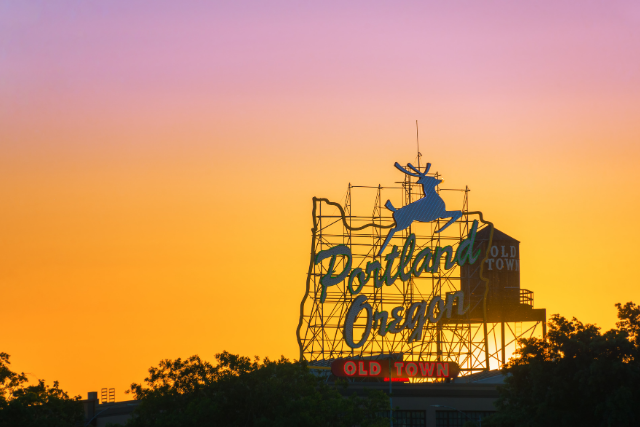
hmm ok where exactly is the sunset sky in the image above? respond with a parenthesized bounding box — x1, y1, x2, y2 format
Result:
(1, 1, 639, 399)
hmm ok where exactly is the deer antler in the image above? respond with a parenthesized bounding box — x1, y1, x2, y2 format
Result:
(394, 162, 420, 177)
(424, 163, 431, 174)
(406, 163, 424, 176)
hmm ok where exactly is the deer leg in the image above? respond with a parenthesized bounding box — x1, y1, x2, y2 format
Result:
(378, 228, 398, 256)
(434, 211, 462, 233)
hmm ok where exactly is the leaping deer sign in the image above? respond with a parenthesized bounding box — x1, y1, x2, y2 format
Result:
(379, 162, 462, 255)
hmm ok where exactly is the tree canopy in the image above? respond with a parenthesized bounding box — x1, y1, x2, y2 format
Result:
(0, 352, 82, 427)
(487, 302, 640, 427)
(126, 351, 389, 427)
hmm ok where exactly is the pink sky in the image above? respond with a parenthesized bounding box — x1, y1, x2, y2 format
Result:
(1, 0, 639, 399)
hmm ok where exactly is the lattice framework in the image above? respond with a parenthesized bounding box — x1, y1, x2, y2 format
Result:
(297, 166, 544, 375)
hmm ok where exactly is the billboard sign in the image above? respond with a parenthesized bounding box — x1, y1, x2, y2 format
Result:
(317, 220, 480, 349)
(297, 160, 496, 369)
(330, 359, 460, 380)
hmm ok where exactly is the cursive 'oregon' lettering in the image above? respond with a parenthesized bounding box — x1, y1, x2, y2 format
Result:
(343, 292, 468, 348)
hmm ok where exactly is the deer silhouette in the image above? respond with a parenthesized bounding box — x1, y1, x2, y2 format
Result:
(378, 162, 462, 255)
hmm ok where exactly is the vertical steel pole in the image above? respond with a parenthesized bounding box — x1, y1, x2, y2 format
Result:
(501, 321, 506, 367)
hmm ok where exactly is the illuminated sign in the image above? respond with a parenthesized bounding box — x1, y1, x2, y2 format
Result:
(315, 219, 481, 348)
(297, 160, 496, 365)
(330, 359, 460, 380)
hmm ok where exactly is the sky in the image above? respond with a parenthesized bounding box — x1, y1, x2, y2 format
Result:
(1, 0, 639, 399)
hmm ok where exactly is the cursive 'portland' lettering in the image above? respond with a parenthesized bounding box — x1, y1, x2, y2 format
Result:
(315, 220, 481, 302)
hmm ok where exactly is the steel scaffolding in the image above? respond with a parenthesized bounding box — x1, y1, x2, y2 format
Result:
(297, 164, 546, 376)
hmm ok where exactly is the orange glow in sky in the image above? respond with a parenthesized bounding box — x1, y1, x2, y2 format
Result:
(1, 1, 639, 398)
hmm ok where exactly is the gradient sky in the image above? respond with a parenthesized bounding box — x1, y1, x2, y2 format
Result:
(1, 0, 639, 399)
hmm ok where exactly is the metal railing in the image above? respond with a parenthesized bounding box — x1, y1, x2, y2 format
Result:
(520, 289, 533, 307)
(100, 388, 115, 403)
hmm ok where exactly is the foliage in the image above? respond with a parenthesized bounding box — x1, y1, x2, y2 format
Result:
(615, 302, 640, 347)
(126, 351, 389, 427)
(486, 302, 640, 427)
(0, 352, 27, 403)
(0, 352, 82, 427)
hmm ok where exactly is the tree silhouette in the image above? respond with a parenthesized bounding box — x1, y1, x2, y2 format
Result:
(487, 303, 640, 427)
(0, 352, 82, 427)
(126, 351, 389, 427)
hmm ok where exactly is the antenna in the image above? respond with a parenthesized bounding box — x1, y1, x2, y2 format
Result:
(416, 120, 422, 171)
